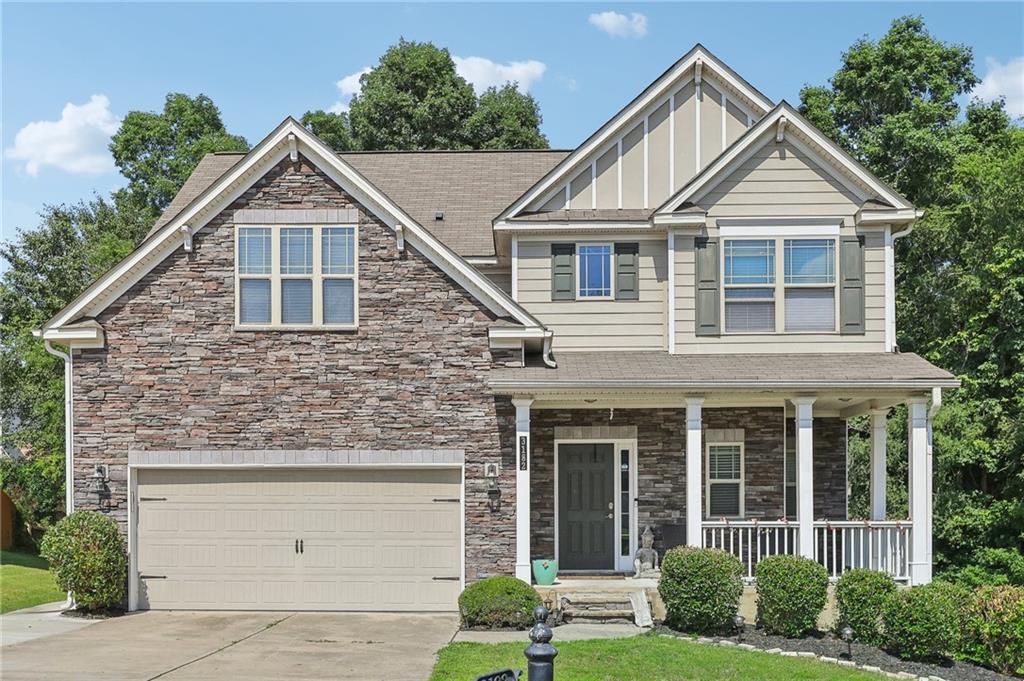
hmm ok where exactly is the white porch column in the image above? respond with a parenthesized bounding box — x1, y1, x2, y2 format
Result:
(869, 409, 888, 521)
(685, 397, 704, 547)
(792, 397, 816, 559)
(908, 397, 933, 585)
(512, 398, 533, 583)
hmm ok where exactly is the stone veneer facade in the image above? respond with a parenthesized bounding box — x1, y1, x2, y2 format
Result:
(70, 152, 849, 582)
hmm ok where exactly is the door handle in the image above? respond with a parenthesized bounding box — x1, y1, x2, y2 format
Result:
(606, 513, 614, 519)
(300, 539, 304, 554)
(295, 539, 299, 554)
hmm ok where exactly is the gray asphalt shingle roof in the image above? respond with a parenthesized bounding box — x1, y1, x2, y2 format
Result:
(150, 149, 570, 257)
(490, 352, 958, 390)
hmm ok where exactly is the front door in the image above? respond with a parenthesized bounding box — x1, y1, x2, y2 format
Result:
(558, 443, 615, 570)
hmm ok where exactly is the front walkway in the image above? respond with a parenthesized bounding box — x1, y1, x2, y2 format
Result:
(0, 610, 458, 681)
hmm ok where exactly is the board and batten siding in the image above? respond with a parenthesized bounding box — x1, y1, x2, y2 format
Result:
(673, 136, 887, 353)
(531, 75, 756, 213)
(516, 238, 668, 350)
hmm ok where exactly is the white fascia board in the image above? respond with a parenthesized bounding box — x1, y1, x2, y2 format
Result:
(856, 208, 920, 225)
(41, 118, 545, 335)
(488, 327, 550, 340)
(652, 213, 707, 227)
(33, 323, 105, 348)
(655, 102, 913, 216)
(494, 221, 656, 232)
(489, 377, 962, 393)
(496, 47, 773, 223)
(466, 257, 499, 266)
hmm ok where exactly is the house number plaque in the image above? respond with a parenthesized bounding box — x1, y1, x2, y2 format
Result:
(518, 436, 528, 471)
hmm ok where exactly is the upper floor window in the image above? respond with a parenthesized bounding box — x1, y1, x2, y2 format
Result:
(550, 242, 639, 301)
(578, 244, 613, 298)
(723, 237, 836, 334)
(236, 225, 358, 329)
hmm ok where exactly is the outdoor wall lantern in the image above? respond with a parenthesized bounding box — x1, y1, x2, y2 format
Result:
(485, 463, 501, 512)
(87, 464, 110, 507)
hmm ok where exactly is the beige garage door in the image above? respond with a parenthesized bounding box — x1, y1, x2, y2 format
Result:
(136, 468, 462, 611)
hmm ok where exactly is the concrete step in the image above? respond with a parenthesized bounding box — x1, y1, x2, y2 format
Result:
(559, 592, 639, 625)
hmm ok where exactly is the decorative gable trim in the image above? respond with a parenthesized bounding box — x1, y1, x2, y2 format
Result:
(656, 102, 914, 215)
(496, 44, 774, 223)
(40, 118, 545, 341)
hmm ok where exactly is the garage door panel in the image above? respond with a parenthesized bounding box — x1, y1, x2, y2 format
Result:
(136, 467, 461, 611)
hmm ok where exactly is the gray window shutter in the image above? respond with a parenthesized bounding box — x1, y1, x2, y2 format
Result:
(695, 237, 720, 336)
(840, 236, 865, 335)
(614, 243, 639, 300)
(551, 243, 575, 300)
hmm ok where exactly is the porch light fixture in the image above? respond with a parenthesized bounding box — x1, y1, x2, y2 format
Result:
(484, 463, 501, 512)
(840, 625, 854, 659)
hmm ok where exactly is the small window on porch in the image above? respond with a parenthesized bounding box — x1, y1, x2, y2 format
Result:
(706, 443, 743, 518)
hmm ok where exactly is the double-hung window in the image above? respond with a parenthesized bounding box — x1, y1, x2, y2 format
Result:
(722, 237, 837, 333)
(706, 443, 744, 518)
(236, 225, 358, 328)
(578, 243, 613, 298)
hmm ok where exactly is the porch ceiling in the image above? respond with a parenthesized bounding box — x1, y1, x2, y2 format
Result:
(491, 352, 958, 407)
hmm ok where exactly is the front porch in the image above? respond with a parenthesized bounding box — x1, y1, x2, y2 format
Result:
(507, 391, 938, 586)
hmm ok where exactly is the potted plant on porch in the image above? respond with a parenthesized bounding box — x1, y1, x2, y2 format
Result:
(532, 558, 558, 586)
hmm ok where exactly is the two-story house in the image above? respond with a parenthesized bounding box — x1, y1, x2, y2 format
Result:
(37, 45, 957, 613)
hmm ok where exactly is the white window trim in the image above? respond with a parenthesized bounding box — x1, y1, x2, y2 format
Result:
(234, 223, 359, 330)
(705, 440, 745, 519)
(576, 242, 615, 300)
(721, 235, 839, 335)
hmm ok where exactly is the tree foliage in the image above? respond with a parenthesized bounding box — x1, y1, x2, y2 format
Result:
(803, 16, 1024, 579)
(110, 93, 249, 219)
(309, 40, 548, 151)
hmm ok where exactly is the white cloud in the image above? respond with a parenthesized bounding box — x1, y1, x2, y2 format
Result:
(328, 66, 371, 114)
(453, 56, 547, 95)
(5, 95, 120, 176)
(973, 56, 1024, 118)
(588, 11, 647, 39)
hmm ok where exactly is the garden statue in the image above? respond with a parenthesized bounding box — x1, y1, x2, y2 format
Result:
(633, 525, 660, 578)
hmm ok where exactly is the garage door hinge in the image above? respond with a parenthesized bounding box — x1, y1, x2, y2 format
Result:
(432, 498, 460, 503)
(139, 574, 167, 579)
(139, 497, 167, 501)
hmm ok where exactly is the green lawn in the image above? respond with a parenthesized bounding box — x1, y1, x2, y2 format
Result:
(430, 635, 882, 681)
(0, 549, 65, 614)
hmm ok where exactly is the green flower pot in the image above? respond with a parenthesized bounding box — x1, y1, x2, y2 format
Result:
(532, 559, 558, 586)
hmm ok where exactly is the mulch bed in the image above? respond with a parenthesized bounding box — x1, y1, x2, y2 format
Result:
(657, 626, 1015, 681)
(62, 607, 126, 619)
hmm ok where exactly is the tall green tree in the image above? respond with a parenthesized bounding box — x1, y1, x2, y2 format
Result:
(308, 40, 548, 151)
(803, 16, 1024, 581)
(110, 93, 249, 220)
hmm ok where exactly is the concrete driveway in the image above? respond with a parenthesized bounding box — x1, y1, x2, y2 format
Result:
(0, 611, 459, 681)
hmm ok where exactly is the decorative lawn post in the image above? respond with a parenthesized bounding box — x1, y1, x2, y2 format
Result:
(524, 606, 557, 681)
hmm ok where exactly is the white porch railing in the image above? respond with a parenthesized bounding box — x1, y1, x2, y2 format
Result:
(701, 519, 912, 582)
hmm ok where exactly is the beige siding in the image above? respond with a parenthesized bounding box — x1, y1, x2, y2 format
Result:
(483, 269, 512, 295)
(517, 238, 667, 350)
(524, 75, 759, 213)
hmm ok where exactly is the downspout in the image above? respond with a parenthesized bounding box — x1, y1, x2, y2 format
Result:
(43, 341, 73, 516)
(43, 340, 75, 612)
(541, 331, 557, 368)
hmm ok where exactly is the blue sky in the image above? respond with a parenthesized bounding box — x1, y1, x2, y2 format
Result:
(3, 2, 1022, 241)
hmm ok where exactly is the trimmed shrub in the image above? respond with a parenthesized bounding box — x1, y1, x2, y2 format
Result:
(458, 576, 541, 629)
(755, 555, 828, 637)
(835, 569, 897, 646)
(659, 547, 744, 633)
(40, 510, 127, 610)
(962, 585, 1024, 675)
(880, 581, 966, 661)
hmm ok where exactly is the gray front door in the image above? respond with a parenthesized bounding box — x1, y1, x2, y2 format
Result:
(558, 443, 615, 570)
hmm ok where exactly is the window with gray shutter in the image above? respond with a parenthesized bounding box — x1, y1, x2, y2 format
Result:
(614, 243, 639, 300)
(839, 236, 866, 334)
(551, 243, 576, 300)
(695, 237, 720, 335)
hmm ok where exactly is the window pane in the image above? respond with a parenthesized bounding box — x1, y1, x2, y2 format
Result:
(238, 228, 271, 274)
(323, 279, 355, 324)
(709, 445, 741, 479)
(725, 239, 775, 285)
(725, 288, 775, 332)
(785, 288, 835, 331)
(322, 227, 355, 275)
(709, 483, 740, 516)
(578, 244, 612, 297)
(785, 448, 796, 484)
(281, 279, 313, 323)
(785, 239, 834, 284)
(785, 485, 796, 519)
(239, 279, 271, 323)
(280, 227, 313, 274)
(620, 451, 630, 556)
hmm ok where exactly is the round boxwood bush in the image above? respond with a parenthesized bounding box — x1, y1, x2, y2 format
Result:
(458, 576, 541, 629)
(880, 581, 965, 661)
(835, 568, 897, 646)
(962, 585, 1024, 675)
(40, 510, 127, 610)
(658, 547, 744, 633)
(755, 555, 828, 637)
